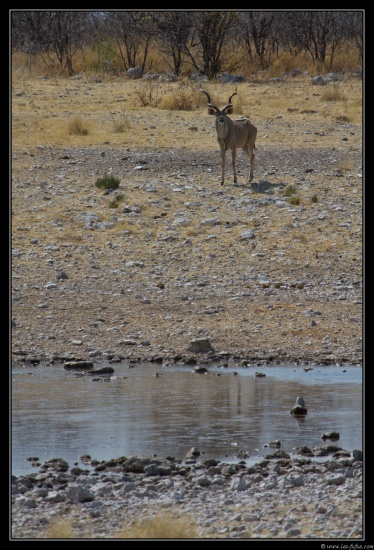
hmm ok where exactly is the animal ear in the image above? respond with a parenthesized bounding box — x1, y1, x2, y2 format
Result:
(207, 107, 216, 115)
(226, 106, 234, 115)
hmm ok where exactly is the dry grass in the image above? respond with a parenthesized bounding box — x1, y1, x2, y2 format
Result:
(36, 512, 199, 539)
(105, 104, 132, 133)
(11, 74, 362, 155)
(320, 83, 347, 102)
(68, 116, 90, 136)
(116, 512, 199, 539)
(39, 519, 75, 539)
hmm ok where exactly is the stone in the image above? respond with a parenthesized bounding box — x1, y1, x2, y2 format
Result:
(194, 366, 208, 373)
(321, 432, 340, 441)
(87, 366, 115, 375)
(230, 477, 247, 491)
(11, 452, 363, 539)
(352, 449, 363, 461)
(127, 66, 143, 79)
(65, 485, 95, 502)
(291, 396, 308, 415)
(326, 474, 346, 485)
(64, 361, 94, 370)
(186, 338, 214, 353)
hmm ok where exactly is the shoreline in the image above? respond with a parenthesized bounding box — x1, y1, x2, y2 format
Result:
(11, 450, 363, 539)
(12, 350, 363, 367)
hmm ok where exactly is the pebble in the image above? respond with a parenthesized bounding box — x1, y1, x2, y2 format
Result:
(11, 454, 363, 539)
(11, 144, 362, 366)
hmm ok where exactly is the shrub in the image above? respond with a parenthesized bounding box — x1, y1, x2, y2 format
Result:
(117, 512, 199, 538)
(158, 81, 198, 111)
(106, 105, 132, 133)
(134, 80, 162, 107)
(95, 175, 121, 190)
(282, 185, 300, 205)
(283, 184, 297, 197)
(68, 116, 89, 135)
(320, 84, 346, 102)
(311, 194, 318, 203)
(109, 193, 125, 208)
(41, 519, 74, 538)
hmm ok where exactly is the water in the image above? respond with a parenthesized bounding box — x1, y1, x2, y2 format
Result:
(11, 361, 362, 476)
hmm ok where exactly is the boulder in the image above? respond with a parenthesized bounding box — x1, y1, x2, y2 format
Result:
(127, 66, 143, 79)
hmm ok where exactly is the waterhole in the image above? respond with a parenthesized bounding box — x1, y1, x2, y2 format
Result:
(12, 361, 362, 476)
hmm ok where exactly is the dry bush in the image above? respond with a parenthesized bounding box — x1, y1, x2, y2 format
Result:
(134, 80, 164, 107)
(269, 51, 313, 77)
(232, 97, 243, 115)
(183, 227, 201, 238)
(115, 220, 141, 235)
(109, 193, 125, 208)
(116, 512, 199, 539)
(330, 48, 362, 74)
(68, 116, 89, 136)
(105, 104, 132, 133)
(12, 51, 58, 80)
(320, 84, 347, 102)
(12, 37, 362, 82)
(40, 519, 75, 538)
(158, 81, 199, 111)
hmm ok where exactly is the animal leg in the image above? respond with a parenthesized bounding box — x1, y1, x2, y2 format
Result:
(220, 148, 226, 185)
(231, 148, 237, 183)
(243, 144, 255, 183)
(249, 146, 254, 182)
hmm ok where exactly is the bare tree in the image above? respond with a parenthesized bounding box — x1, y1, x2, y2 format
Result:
(152, 12, 193, 75)
(104, 11, 154, 72)
(237, 11, 278, 70)
(283, 11, 347, 70)
(12, 11, 362, 77)
(341, 11, 363, 66)
(11, 11, 90, 75)
(185, 12, 238, 78)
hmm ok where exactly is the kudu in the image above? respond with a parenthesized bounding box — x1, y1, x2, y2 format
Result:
(201, 87, 257, 185)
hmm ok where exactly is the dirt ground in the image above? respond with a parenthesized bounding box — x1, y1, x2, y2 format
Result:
(11, 74, 363, 365)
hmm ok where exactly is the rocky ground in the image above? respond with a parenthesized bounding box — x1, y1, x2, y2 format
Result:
(11, 142, 362, 366)
(11, 449, 363, 540)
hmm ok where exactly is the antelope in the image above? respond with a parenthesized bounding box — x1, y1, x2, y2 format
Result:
(200, 86, 257, 185)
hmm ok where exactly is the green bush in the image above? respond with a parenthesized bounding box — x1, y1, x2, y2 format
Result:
(283, 184, 297, 197)
(95, 175, 121, 190)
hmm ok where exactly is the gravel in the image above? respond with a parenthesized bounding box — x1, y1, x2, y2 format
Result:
(11, 144, 362, 366)
(11, 453, 363, 539)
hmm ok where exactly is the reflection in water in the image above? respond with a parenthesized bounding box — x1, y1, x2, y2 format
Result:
(12, 362, 362, 476)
